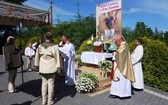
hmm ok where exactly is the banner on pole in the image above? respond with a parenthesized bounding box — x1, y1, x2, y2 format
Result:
(96, 0, 122, 41)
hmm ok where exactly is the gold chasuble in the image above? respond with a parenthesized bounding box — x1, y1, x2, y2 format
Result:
(114, 41, 135, 82)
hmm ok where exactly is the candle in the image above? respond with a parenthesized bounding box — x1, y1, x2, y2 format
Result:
(101, 35, 103, 41)
(91, 35, 94, 41)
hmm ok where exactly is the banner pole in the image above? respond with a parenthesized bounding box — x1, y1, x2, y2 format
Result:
(50, 0, 53, 34)
(19, 21, 24, 86)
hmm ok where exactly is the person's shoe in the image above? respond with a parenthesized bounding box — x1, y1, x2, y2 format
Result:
(9, 89, 19, 94)
(28, 69, 32, 72)
(131, 91, 135, 95)
(109, 95, 119, 98)
(133, 88, 143, 92)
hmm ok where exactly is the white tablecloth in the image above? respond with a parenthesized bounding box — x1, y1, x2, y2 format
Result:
(81, 51, 112, 65)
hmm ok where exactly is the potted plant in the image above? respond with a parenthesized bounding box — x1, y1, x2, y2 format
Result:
(74, 54, 83, 68)
(104, 40, 111, 53)
(99, 60, 111, 77)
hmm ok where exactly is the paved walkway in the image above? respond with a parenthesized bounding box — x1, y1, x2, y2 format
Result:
(0, 55, 168, 105)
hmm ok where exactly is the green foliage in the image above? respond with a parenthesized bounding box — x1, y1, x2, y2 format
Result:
(76, 77, 95, 93)
(26, 36, 41, 47)
(164, 31, 168, 44)
(74, 54, 84, 68)
(99, 60, 111, 71)
(78, 72, 99, 86)
(76, 72, 98, 93)
(53, 15, 96, 50)
(77, 39, 91, 54)
(14, 38, 26, 49)
(129, 37, 168, 91)
(22, 25, 49, 42)
(134, 22, 153, 37)
(122, 27, 135, 43)
(99, 60, 111, 77)
(53, 36, 60, 44)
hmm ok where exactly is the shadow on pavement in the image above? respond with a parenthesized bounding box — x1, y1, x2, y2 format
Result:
(54, 76, 77, 103)
(17, 79, 41, 97)
(11, 101, 32, 105)
(14, 75, 77, 104)
(0, 71, 6, 75)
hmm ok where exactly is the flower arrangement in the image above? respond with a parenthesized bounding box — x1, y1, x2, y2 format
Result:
(99, 60, 112, 77)
(104, 40, 111, 52)
(104, 40, 111, 46)
(86, 40, 92, 45)
(76, 72, 98, 93)
(86, 40, 93, 51)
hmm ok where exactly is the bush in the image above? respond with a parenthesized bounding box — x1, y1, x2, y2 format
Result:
(76, 77, 95, 93)
(77, 39, 91, 54)
(26, 36, 41, 47)
(79, 72, 98, 86)
(129, 37, 168, 91)
(76, 72, 98, 93)
(74, 54, 84, 68)
(15, 38, 26, 49)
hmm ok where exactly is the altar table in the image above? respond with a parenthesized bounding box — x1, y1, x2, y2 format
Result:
(81, 51, 112, 65)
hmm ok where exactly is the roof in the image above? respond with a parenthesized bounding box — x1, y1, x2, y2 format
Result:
(0, 1, 50, 27)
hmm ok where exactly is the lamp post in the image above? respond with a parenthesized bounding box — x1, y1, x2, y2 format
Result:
(50, 0, 53, 33)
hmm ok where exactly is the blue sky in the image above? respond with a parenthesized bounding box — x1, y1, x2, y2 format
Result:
(24, 0, 168, 31)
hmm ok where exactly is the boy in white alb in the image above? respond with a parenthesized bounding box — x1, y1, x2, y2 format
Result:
(131, 39, 144, 91)
(25, 43, 35, 71)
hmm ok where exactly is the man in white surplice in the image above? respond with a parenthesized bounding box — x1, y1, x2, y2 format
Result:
(131, 39, 144, 90)
(109, 35, 135, 98)
(59, 36, 76, 86)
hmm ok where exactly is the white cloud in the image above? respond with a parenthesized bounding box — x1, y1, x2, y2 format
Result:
(23, 0, 75, 16)
(126, 0, 168, 17)
(123, 8, 143, 14)
(123, 0, 168, 17)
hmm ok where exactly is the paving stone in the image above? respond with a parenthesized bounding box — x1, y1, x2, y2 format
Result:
(0, 55, 168, 105)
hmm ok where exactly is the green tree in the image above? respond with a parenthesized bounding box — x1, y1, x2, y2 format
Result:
(154, 27, 159, 37)
(53, 15, 96, 50)
(164, 31, 168, 44)
(146, 27, 153, 37)
(134, 22, 153, 38)
(122, 27, 135, 43)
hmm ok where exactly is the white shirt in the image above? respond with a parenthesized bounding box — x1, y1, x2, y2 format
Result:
(25, 47, 35, 57)
(131, 45, 144, 65)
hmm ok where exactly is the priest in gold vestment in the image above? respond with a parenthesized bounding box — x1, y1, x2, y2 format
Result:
(109, 35, 135, 98)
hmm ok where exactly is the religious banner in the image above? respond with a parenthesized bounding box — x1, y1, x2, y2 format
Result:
(96, 0, 122, 41)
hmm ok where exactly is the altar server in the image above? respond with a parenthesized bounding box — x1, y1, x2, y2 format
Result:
(131, 38, 144, 90)
(25, 43, 35, 71)
(59, 36, 76, 86)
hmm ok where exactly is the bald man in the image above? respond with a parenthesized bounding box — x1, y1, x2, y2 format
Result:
(109, 35, 135, 98)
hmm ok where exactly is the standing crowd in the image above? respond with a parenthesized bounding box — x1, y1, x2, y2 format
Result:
(2, 32, 144, 105)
